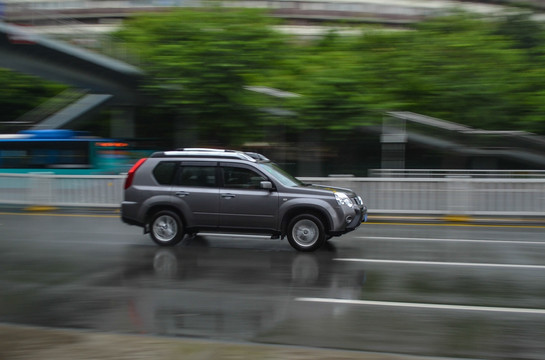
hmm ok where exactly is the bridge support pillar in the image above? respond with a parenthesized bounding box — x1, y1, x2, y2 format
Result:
(111, 107, 135, 139)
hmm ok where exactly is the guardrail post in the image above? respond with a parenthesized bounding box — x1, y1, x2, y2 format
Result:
(445, 176, 471, 220)
(29, 172, 54, 209)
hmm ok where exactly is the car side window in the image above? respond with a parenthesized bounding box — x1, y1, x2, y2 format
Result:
(174, 166, 217, 188)
(153, 161, 178, 185)
(222, 166, 266, 190)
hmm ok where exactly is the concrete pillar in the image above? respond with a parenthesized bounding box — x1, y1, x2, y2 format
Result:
(297, 130, 322, 176)
(174, 116, 198, 149)
(110, 107, 135, 139)
(381, 115, 407, 170)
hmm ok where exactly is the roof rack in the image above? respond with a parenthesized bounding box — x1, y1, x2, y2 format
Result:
(150, 148, 265, 162)
(243, 151, 270, 161)
(176, 148, 225, 152)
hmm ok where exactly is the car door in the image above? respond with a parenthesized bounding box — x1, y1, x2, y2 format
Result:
(170, 162, 220, 229)
(219, 163, 279, 231)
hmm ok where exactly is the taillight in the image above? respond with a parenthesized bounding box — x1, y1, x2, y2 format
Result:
(124, 158, 147, 189)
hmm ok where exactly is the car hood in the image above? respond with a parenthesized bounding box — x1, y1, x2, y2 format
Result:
(299, 184, 358, 198)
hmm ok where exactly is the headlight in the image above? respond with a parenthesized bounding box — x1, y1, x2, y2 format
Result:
(335, 192, 353, 208)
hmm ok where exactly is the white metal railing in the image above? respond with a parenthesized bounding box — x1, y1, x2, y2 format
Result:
(368, 169, 545, 178)
(0, 173, 126, 208)
(301, 177, 545, 216)
(1, 173, 544, 216)
(3, 0, 505, 19)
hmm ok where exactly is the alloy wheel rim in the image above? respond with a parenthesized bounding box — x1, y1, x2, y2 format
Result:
(292, 219, 319, 247)
(153, 215, 177, 242)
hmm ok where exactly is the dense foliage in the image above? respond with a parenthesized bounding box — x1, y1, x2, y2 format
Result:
(113, 9, 545, 145)
(0, 69, 66, 124)
(3, 9, 545, 144)
(114, 9, 289, 144)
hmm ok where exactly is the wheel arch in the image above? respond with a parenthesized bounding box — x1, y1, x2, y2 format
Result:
(145, 204, 186, 230)
(281, 206, 331, 237)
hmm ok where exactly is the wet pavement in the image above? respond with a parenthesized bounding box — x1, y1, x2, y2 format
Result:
(0, 207, 545, 359)
(0, 323, 456, 360)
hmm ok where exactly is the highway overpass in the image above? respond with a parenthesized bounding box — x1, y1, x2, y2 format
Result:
(0, 21, 144, 136)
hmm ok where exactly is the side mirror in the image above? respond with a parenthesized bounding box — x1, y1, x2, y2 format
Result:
(260, 181, 273, 190)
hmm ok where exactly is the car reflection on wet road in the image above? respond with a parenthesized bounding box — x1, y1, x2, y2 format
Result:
(116, 242, 365, 339)
(0, 209, 544, 359)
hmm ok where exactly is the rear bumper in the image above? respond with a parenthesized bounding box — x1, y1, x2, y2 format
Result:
(121, 215, 143, 227)
(120, 201, 144, 227)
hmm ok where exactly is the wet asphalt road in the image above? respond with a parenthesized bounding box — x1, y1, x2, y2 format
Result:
(0, 208, 544, 360)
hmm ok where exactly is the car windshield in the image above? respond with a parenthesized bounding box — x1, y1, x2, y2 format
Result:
(258, 162, 304, 187)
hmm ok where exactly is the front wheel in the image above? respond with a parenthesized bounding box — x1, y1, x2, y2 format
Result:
(287, 214, 326, 252)
(150, 210, 184, 246)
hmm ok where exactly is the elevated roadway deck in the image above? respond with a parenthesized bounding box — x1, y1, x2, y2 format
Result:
(0, 21, 144, 132)
(0, 22, 143, 104)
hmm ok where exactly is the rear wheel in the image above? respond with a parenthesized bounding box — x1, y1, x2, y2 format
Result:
(150, 210, 184, 246)
(287, 214, 326, 252)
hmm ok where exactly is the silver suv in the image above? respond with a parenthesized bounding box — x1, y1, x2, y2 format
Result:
(121, 149, 367, 251)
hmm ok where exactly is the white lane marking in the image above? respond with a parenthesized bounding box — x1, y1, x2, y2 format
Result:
(296, 298, 545, 315)
(335, 258, 545, 269)
(358, 236, 545, 245)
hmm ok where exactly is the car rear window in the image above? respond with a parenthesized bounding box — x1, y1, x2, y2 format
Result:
(153, 161, 177, 185)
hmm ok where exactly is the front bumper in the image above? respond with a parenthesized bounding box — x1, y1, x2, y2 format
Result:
(330, 204, 367, 236)
(348, 204, 367, 230)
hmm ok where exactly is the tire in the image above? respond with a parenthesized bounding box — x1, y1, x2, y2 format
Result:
(149, 210, 184, 246)
(287, 214, 326, 252)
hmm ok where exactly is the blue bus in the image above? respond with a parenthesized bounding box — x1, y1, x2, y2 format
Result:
(0, 129, 135, 174)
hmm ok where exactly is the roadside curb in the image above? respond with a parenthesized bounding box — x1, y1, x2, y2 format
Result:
(367, 214, 545, 227)
(0, 323, 467, 360)
(1, 206, 544, 227)
(23, 206, 59, 212)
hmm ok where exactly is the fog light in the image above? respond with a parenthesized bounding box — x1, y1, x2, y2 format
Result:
(346, 216, 353, 224)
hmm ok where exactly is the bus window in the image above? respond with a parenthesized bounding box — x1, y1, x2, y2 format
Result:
(0, 130, 129, 174)
(0, 150, 28, 168)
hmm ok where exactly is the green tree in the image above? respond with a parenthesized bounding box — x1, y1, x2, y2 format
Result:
(114, 9, 545, 146)
(345, 13, 544, 132)
(495, 13, 545, 52)
(0, 69, 66, 125)
(281, 31, 387, 133)
(115, 8, 289, 145)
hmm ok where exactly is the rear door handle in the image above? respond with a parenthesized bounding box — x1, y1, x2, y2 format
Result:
(221, 193, 236, 199)
(175, 191, 189, 197)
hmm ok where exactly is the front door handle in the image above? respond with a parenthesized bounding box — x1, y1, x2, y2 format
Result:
(175, 191, 189, 197)
(221, 193, 236, 199)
